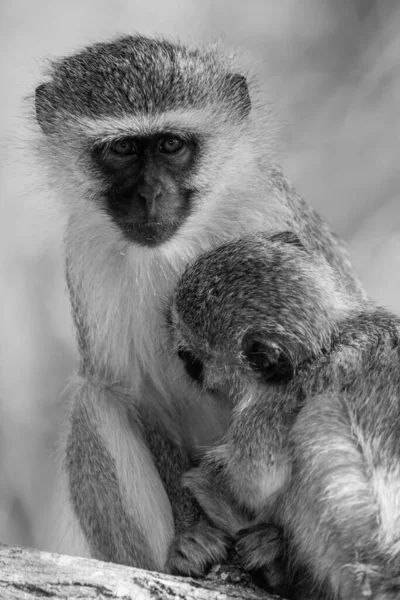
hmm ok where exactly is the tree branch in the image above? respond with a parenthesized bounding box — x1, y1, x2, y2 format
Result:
(0, 544, 279, 600)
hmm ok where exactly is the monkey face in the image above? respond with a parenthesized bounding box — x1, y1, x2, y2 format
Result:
(34, 36, 252, 248)
(169, 293, 295, 394)
(90, 133, 200, 246)
(175, 334, 294, 394)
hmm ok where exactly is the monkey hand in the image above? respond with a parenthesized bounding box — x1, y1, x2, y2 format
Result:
(166, 518, 232, 577)
(235, 522, 289, 598)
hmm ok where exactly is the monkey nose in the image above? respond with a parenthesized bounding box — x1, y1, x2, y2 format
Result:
(137, 183, 162, 216)
(138, 182, 162, 203)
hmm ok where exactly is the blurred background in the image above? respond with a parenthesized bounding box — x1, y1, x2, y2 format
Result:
(0, 0, 399, 553)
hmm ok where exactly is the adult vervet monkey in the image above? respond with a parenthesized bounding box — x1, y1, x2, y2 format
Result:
(33, 35, 367, 572)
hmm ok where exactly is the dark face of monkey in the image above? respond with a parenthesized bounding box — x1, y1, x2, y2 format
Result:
(91, 133, 199, 246)
(34, 36, 251, 247)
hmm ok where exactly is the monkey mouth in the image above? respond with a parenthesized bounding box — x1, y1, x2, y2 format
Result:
(119, 219, 182, 247)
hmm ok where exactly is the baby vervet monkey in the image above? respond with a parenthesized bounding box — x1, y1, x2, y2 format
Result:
(169, 232, 400, 600)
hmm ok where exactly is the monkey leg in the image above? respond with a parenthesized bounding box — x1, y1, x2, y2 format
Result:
(140, 417, 202, 535)
(60, 375, 174, 571)
(283, 392, 400, 600)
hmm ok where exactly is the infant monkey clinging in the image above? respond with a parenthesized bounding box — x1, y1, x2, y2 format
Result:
(170, 232, 400, 600)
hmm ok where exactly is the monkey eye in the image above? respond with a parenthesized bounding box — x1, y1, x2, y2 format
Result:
(110, 138, 137, 156)
(159, 136, 184, 154)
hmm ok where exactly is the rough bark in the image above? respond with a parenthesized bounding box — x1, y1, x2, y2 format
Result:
(0, 544, 281, 600)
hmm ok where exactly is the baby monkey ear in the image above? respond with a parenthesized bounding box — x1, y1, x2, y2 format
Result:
(241, 333, 294, 384)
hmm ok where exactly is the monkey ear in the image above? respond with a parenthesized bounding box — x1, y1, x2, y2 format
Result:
(35, 83, 56, 134)
(226, 73, 251, 119)
(241, 333, 294, 384)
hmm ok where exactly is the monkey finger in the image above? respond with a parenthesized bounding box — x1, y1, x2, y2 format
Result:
(235, 523, 284, 570)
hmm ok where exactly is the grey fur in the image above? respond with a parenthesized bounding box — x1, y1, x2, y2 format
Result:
(173, 231, 343, 366)
(35, 36, 250, 133)
(65, 398, 156, 568)
(273, 169, 363, 299)
(170, 234, 400, 599)
(138, 412, 201, 535)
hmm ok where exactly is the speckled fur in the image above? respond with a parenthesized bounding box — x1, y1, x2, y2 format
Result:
(171, 234, 400, 599)
(33, 35, 367, 574)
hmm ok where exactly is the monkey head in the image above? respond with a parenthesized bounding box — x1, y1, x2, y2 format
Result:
(170, 232, 345, 396)
(34, 35, 251, 248)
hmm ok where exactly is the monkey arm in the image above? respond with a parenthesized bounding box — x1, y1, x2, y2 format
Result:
(209, 386, 293, 514)
(166, 437, 249, 576)
(62, 375, 175, 571)
(182, 385, 295, 531)
(175, 390, 291, 580)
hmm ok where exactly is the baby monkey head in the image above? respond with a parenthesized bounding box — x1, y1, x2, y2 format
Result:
(170, 232, 341, 393)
